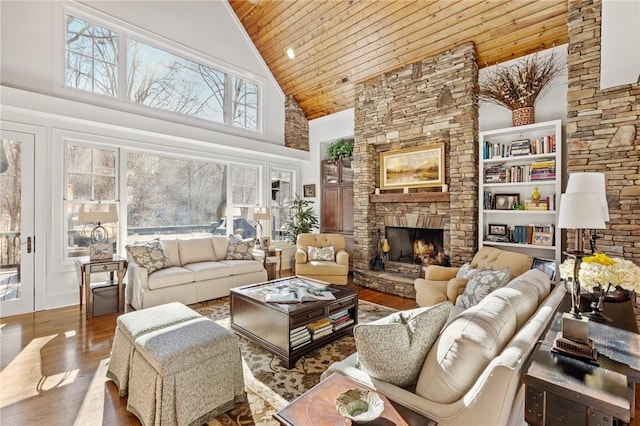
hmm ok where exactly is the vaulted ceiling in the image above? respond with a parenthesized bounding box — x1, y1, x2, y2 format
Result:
(229, 0, 568, 120)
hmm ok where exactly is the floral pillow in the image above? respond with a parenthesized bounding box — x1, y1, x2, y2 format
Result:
(308, 245, 335, 261)
(455, 267, 511, 309)
(456, 262, 480, 279)
(225, 235, 254, 260)
(125, 240, 172, 274)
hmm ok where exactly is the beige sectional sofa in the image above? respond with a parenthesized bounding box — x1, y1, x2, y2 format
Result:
(127, 236, 267, 310)
(323, 268, 565, 426)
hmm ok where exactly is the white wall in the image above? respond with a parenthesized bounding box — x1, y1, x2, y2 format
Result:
(0, 0, 310, 311)
(1, 0, 285, 144)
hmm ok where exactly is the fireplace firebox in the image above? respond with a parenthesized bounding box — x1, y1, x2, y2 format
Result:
(385, 226, 448, 266)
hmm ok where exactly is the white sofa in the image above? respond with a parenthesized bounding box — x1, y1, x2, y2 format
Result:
(127, 236, 267, 310)
(323, 269, 565, 426)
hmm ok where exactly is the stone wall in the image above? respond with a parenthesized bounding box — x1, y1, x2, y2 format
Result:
(567, 0, 640, 261)
(352, 42, 479, 276)
(284, 94, 309, 151)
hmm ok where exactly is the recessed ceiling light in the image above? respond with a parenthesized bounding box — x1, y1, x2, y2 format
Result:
(286, 48, 295, 59)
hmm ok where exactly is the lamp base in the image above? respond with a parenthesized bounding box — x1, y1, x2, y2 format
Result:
(552, 331, 598, 364)
(561, 312, 589, 344)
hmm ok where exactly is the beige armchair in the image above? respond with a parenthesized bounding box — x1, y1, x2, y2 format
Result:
(414, 247, 533, 307)
(295, 233, 349, 285)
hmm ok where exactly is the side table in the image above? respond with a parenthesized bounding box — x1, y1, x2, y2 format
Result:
(274, 372, 435, 425)
(260, 248, 282, 278)
(524, 294, 640, 425)
(75, 255, 128, 318)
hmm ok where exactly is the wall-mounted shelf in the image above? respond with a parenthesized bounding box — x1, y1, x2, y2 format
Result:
(369, 192, 450, 203)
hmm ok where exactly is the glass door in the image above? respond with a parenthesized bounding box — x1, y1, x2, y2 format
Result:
(0, 130, 35, 317)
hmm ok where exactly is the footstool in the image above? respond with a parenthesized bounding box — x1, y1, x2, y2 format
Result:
(127, 317, 244, 426)
(106, 302, 202, 397)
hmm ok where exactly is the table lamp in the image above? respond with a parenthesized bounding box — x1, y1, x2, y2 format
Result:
(565, 172, 609, 252)
(251, 207, 271, 246)
(79, 203, 118, 260)
(556, 191, 605, 361)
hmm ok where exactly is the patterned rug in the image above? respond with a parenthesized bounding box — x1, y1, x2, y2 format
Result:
(191, 297, 397, 426)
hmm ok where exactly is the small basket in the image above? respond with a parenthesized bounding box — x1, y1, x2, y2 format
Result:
(512, 107, 535, 126)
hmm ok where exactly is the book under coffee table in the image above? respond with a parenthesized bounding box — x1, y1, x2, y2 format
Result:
(230, 276, 358, 369)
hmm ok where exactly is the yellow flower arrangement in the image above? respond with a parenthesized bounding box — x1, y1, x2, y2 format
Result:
(559, 253, 640, 293)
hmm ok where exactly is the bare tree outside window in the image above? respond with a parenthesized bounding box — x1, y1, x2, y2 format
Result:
(126, 152, 228, 242)
(65, 13, 259, 130)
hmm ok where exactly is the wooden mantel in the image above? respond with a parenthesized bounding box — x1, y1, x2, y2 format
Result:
(369, 192, 450, 203)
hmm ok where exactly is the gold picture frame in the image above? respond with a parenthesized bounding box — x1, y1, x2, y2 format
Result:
(379, 143, 444, 189)
(303, 184, 316, 197)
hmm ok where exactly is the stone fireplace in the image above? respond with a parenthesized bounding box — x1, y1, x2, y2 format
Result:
(351, 42, 479, 298)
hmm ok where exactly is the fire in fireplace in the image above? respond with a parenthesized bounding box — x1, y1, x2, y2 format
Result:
(385, 226, 449, 266)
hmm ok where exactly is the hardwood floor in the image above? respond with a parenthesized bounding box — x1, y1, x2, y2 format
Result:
(0, 272, 414, 426)
(1, 272, 638, 426)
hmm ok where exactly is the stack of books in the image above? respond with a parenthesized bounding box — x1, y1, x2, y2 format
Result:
(529, 160, 556, 181)
(485, 165, 506, 183)
(307, 318, 333, 341)
(512, 224, 555, 244)
(290, 325, 311, 350)
(509, 139, 531, 156)
(330, 309, 354, 332)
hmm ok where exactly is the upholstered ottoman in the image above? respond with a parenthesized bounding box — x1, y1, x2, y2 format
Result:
(106, 302, 201, 397)
(127, 317, 244, 426)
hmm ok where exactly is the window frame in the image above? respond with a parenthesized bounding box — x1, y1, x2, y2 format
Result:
(58, 4, 264, 135)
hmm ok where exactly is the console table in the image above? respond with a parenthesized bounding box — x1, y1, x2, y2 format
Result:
(75, 255, 127, 318)
(524, 294, 640, 425)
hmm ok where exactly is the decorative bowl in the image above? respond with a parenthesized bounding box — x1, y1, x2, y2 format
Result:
(335, 388, 384, 423)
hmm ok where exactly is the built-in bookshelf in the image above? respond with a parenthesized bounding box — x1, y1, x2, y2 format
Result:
(479, 119, 562, 275)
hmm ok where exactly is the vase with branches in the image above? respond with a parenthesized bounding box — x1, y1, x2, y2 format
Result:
(479, 51, 564, 126)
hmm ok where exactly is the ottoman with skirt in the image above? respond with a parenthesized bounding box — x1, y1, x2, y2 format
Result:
(127, 317, 244, 426)
(106, 302, 202, 397)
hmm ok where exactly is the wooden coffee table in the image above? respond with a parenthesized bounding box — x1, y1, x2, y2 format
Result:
(274, 372, 436, 425)
(230, 276, 358, 368)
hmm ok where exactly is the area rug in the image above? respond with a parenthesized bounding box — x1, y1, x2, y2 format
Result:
(191, 297, 397, 426)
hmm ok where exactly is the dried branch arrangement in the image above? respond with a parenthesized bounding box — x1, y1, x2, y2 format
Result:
(479, 51, 565, 110)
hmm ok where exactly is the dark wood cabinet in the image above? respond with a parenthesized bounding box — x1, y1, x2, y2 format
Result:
(321, 159, 354, 270)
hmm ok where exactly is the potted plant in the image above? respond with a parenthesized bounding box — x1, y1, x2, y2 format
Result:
(326, 138, 354, 162)
(285, 193, 319, 244)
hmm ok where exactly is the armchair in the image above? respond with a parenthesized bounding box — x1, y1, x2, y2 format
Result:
(295, 233, 349, 285)
(414, 247, 533, 307)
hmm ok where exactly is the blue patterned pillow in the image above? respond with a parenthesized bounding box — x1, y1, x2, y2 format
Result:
(455, 267, 511, 309)
(125, 240, 172, 274)
(308, 245, 335, 261)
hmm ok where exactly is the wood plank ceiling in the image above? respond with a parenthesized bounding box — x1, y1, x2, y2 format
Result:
(229, 0, 568, 120)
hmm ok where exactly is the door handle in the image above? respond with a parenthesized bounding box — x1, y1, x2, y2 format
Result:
(27, 236, 31, 254)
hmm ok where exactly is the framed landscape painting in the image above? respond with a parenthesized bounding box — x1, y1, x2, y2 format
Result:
(379, 143, 444, 189)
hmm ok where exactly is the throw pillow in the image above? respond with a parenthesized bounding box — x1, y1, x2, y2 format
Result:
(354, 301, 452, 387)
(308, 245, 335, 261)
(125, 240, 172, 274)
(225, 235, 254, 260)
(456, 262, 479, 279)
(455, 267, 510, 309)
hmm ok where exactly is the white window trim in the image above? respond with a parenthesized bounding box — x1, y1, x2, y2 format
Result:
(55, 3, 265, 136)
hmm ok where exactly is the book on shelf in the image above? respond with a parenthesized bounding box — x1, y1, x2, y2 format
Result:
(290, 332, 311, 345)
(309, 323, 333, 335)
(291, 338, 311, 350)
(333, 318, 355, 331)
(265, 287, 336, 304)
(311, 328, 333, 340)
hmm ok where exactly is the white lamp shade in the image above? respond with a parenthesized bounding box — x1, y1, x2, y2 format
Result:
(79, 203, 118, 224)
(565, 172, 609, 221)
(557, 192, 606, 230)
(249, 207, 270, 221)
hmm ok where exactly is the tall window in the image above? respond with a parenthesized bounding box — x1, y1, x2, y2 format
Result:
(232, 78, 258, 130)
(270, 169, 293, 242)
(64, 12, 260, 131)
(65, 144, 118, 258)
(65, 15, 118, 96)
(127, 152, 227, 242)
